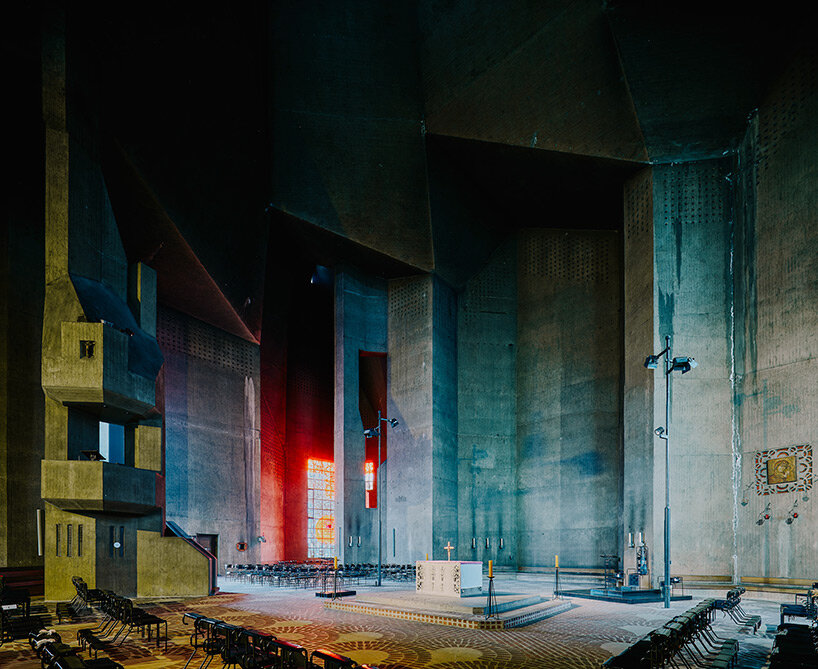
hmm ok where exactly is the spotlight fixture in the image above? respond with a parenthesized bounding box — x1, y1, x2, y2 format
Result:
(786, 499, 799, 525)
(384, 417, 398, 427)
(669, 356, 698, 374)
(644, 354, 661, 369)
(257, 535, 266, 543)
(654, 426, 667, 440)
(740, 481, 754, 506)
(363, 428, 380, 438)
(756, 502, 771, 525)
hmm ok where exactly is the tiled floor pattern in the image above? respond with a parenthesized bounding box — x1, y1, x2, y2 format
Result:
(0, 578, 779, 668)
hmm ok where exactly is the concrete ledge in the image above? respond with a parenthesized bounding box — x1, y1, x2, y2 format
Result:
(42, 460, 158, 514)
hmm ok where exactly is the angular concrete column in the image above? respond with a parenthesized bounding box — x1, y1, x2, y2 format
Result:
(334, 268, 387, 564)
(386, 275, 457, 562)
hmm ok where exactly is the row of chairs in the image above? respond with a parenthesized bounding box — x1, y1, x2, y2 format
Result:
(28, 628, 122, 669)
(226, 563, 416, 588)
(69, 577, 168, 656)
(770, 623, 818, 667)
(182, 612, 378, 669)
(712, 586, 762, 632)
(780, 584, 818, 626)
(603, 599, 740, 668)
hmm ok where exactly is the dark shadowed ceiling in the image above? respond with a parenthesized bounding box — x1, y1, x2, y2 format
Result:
(59, 0, 815, 317)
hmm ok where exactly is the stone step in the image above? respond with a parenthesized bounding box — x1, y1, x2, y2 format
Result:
(500, 599, 573, 628)
(472, 594, 543, 615)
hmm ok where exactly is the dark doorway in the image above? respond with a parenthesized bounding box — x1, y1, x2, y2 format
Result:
(196, 533, 218, 558)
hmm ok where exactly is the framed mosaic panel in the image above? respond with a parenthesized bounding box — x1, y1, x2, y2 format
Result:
(755, 444, 812, 495)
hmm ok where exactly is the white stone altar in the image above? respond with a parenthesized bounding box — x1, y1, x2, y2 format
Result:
(415, 560, 483, 597)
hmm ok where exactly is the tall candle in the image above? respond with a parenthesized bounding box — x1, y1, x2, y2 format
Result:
(334, 556, 338, 570)
(489, 559, 493, 578)
(555, 554, 559, 569)
(425, 553, 429, 561)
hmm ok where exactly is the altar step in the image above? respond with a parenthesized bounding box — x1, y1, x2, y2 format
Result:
(472, 594, 543, 615)
(324, 590, 572, 629)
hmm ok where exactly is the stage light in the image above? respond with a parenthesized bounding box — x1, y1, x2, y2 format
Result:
(644, 355, 660, 369)
(786, 499, 799, 524)
(670, 356, 697, 374)
(363, 428, 379, 438)
(740, 481, 754, 506)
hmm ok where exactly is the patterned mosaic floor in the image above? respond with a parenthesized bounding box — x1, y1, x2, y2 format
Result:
(0, 576, 778, 668)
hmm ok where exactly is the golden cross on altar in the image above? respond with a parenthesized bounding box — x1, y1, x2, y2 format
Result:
(444, 541, 454, 560)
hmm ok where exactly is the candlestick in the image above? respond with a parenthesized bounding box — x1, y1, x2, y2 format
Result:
(334, 556, 338, 570)
(555, 554, 559, 569)
(489, 559, 493, 578)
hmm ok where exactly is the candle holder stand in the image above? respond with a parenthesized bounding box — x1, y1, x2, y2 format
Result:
(484, 575, 497, 619)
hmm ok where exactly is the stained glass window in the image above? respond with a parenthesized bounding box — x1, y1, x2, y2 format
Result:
(307, 459, 335, 558)
(365, 461, 375, 508)
(365, 461, 374, 490)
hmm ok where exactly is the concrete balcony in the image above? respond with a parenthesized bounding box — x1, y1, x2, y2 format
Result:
(41, 321, 159, 419)
(42, 459, 159, 515)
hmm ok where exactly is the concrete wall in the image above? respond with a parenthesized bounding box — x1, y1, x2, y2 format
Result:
(137, 530, 210, 597)
(734, 51, 818, 579)
(622, 168, 656, 576)
(418, 0, 647, 162)
(516, 229, 622, 568)
(270, 0, 431, 270)
(2, 196, 46, 571)
(334, 269, 387, 564)
(457, 241, 517, 568)
(160, 307, 261, 570)
(651, 160, 735, 579)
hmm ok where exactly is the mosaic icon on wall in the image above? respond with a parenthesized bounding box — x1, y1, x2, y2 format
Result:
(755, 444, 812, 495)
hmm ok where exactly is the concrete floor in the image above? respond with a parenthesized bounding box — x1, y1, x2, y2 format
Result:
(0, 574, 785, 668)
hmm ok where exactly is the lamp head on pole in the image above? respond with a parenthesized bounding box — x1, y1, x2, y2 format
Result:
(363, 427, 380, 438)
(381, 417, 398, 428)
(669, 356, 697, 374)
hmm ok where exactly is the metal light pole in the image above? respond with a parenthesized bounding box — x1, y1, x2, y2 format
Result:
(377, 410, 383, 587)
(661, 335, 671, 610)
(364, 411, 398, 588)
(645, 335, 696, 609)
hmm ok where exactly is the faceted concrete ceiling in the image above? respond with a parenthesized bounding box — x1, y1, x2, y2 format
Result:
(67, 0, 813, 327)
